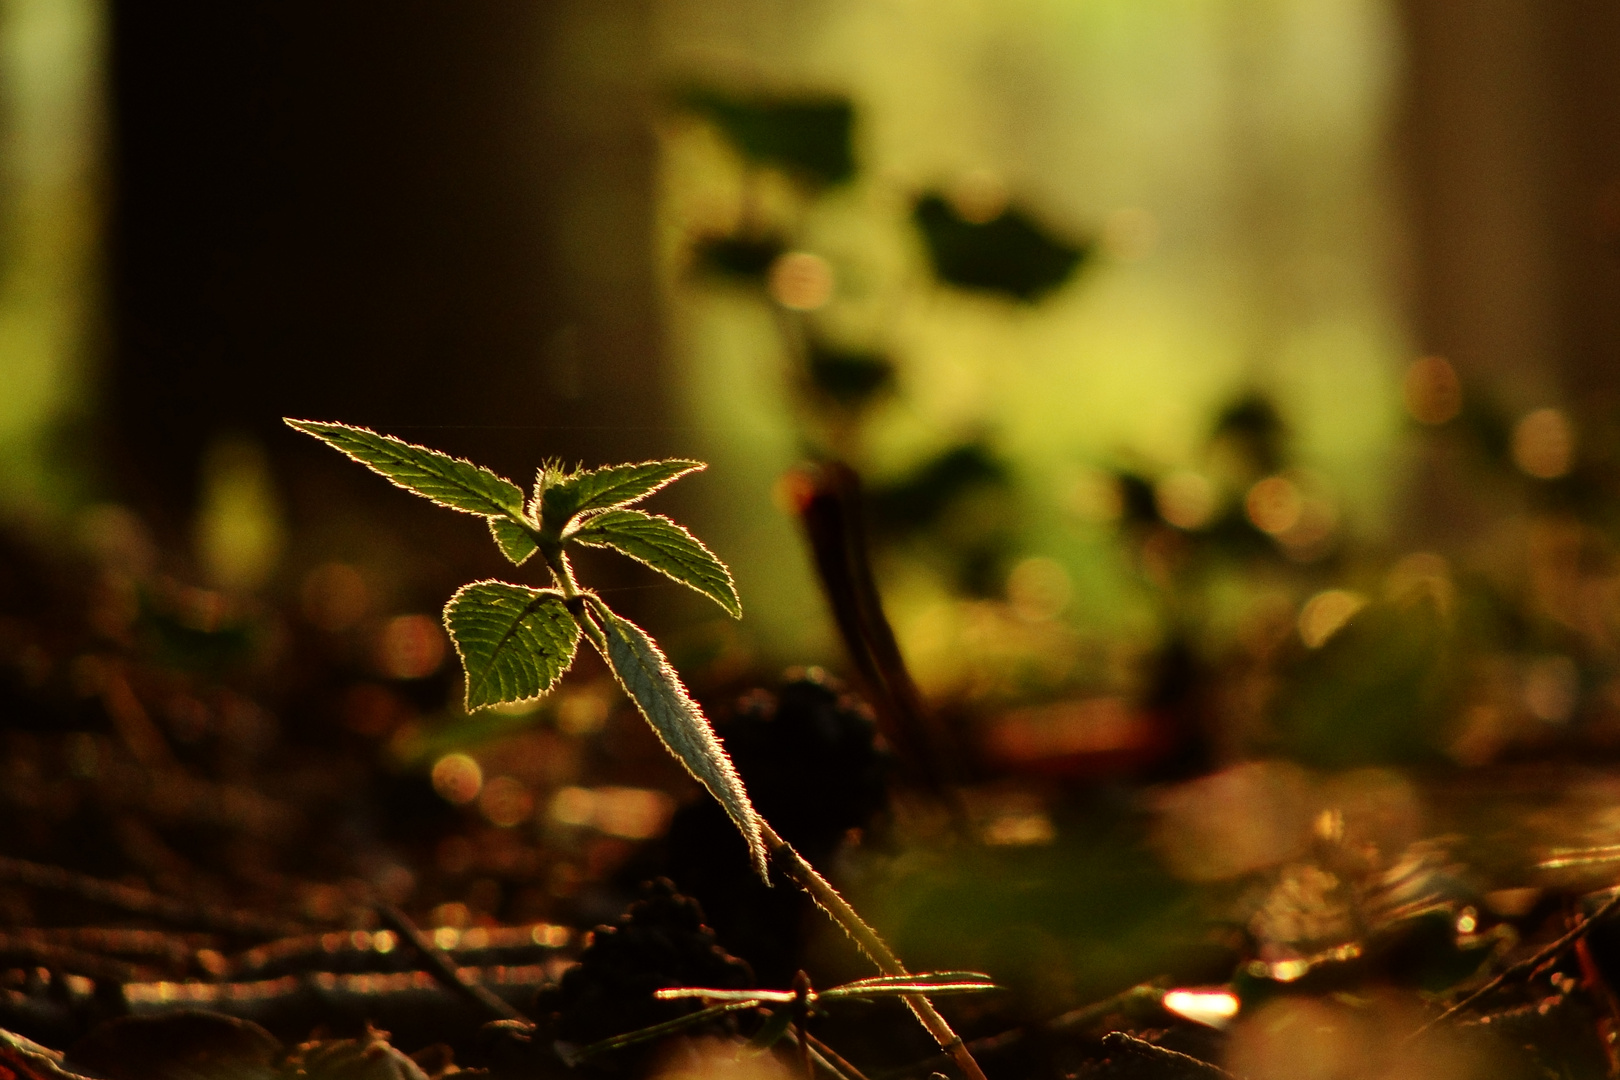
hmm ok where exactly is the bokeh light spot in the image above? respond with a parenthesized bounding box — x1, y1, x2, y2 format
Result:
(1155, 470, 1215, 530)
(1512, 407, 1575, 479)
(550, 786, 596, 827)
(478, 775, 535, 828)
(557, 690, 610, 736)
(1006, 556, 1072, 622)
(1298, 589, 1367, 648)
(1402, 355, 1462, 425)
(1245, 475, 1303, 536)
(431, 753, 483, 805)
(767, 251, 834, 310)
(1163, 989, 1240, 1029)
(594, 787, 675, 840)
(378, 614, 447, 679)
(947, 169, 1009, 224)
(301, 562, 369, 631)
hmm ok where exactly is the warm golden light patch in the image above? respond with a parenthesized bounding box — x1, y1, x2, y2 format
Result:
(1246, 475, 1304, 536)
(767, 251, 834, 310)
(431, 753, 483, 805)
(1155, 470, 1215, 530)
(1298, 589, 1367, 648)
(1512, 407, 1575, 479)
(378, 614, 447, 679)
(1402, 355, 1462, 425)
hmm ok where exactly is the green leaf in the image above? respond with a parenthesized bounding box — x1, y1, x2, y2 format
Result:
(539, 459, 703, 533)
(443, 582, 579, 711)
(488, 517, 539, 566)
(286, 419, 526, 519)
(568, 509, 740, 618)
(679, 90, 856, 186)
(583, 595, 767, 880)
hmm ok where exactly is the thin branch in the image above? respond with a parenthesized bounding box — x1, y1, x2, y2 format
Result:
(806, 1032, 874, 1080)
(778, 1026, 874, 1080)
(882, 982, 1168, 1078)
(0, 856, 305, 938)
(1408, 887, 1620, 1041)
(1099, 1032, 1235, 1080)
(374, 903, 527, 1024)
(0, 933, 142, 983)
(790, 462, 956, 792)
(762, 825, 987, 1080)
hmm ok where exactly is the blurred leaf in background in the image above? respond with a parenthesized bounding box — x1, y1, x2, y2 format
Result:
(679, 90, 856, 187)
(0, 0, 103, 518)
(912, 193, 1089, 302)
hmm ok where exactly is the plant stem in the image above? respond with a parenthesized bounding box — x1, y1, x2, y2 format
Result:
(548, 532, 982, 1078)
(760, 823, 988, 1080)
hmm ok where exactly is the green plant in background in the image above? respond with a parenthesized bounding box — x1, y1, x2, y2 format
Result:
(676, 89, 1092, 607)
(284, 418, 990, 1080)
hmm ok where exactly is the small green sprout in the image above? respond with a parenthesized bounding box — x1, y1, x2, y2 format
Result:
(286, 419, 989, 1080)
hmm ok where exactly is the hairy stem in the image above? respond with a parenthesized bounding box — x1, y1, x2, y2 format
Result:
(761, 823, 988, 1080)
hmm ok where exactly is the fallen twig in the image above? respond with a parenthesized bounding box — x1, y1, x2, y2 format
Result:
(1099, 1032, 1235, 1080)
(1409, 887, 1620, 1041)
(375, 902, 528, 1024)
(0, 857, 304, 939)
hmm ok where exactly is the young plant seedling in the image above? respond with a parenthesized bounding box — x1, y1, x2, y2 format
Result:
(285, 420, 989, 1080)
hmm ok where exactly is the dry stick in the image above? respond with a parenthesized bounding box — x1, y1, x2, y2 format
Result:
(1408, 887, 1620, 1042)
(778, 1025, 874, 1080)
(0, 934, 141, 984)
(806, 1032, 875, 1080)
(0, 856, 304, 939)
(791, 463, 957, 794)
(375, 903, 526, 1024)
(884, 982, 1169, 1078)
(762, 825, 988, 1080)
(1100, 1033, 1236, 1080)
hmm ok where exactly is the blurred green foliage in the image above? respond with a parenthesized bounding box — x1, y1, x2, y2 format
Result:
(678, 90, 856, 187)
(912, 194, 1090, 302)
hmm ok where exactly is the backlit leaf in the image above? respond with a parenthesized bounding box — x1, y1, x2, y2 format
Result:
(568, 509, 740, 618)
(443, 582, 578, 711)
(488, 517, 539, 566)
(584, 595, 767, 879)
(539, 459, 703, 533)
(286, 420, 526, 519)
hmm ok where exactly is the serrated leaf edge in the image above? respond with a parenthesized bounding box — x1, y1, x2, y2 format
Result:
(581, 594, 767, 880)
(285, 418, 527, 520)
(543, 458, 707, 526)
(566, 509, 741, 618)
(443, 580, 577, 711)
(487, 517, 540, 566)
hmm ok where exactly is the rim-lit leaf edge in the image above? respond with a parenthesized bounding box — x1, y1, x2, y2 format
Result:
(443, 581, 579, 711)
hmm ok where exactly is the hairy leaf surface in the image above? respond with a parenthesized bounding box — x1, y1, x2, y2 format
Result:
(286, 420, 526, 519)
(568, 509, 740, 617)
(487, 517, 539, 566)
(444, 582, 578, 710)
(583, 595, 766, 879)
(539, 459, 703, 533)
